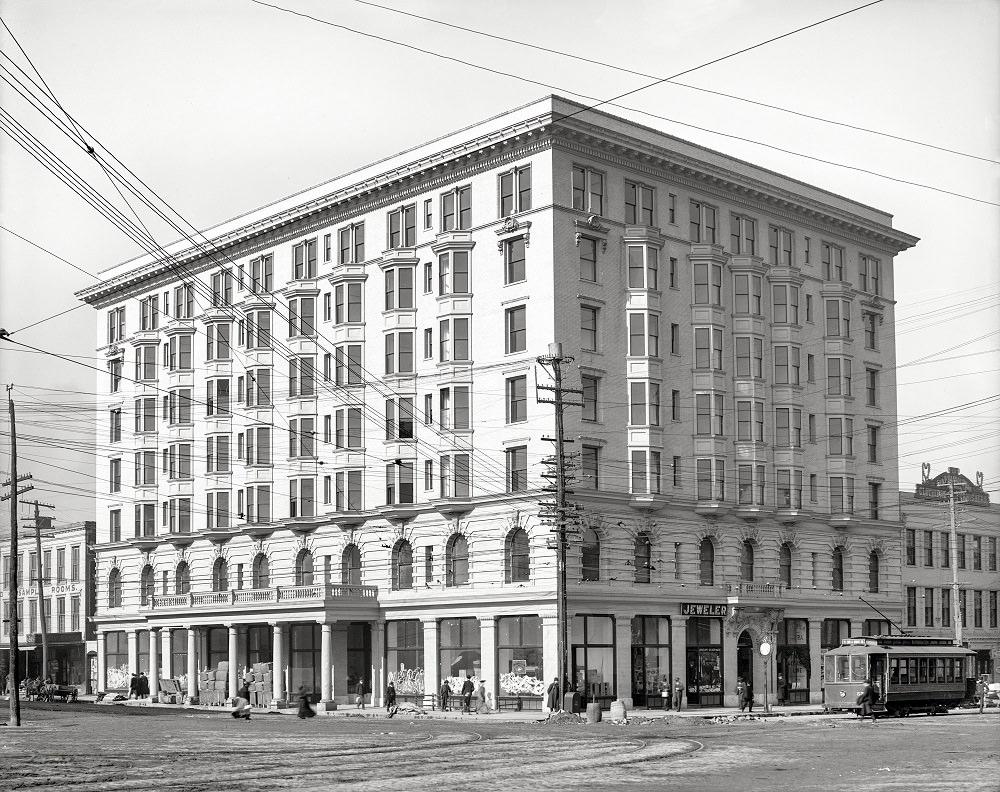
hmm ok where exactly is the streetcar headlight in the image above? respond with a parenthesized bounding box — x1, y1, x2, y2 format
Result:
(839, 691, 846, 698)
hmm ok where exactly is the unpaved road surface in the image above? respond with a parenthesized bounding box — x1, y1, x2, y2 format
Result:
(1, 703, 997, 791)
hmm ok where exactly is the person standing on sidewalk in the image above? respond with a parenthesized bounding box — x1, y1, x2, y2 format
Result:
(546, 677, 560, 712)
(439, 679, 451, 712)
(976, 675, 989, 714)
(356, 679, 366, 710)
(460, 675, 475, 714)
(857, 678, 878, 724)
(673, 677, 683, 711)
(385, 681, 397, 713)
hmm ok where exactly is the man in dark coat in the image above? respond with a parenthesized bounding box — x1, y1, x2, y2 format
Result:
(858, 678, 878, 724)
(439, 679, 451, 711)
(137, 672, 150, 699)
(385, 681, 397, 712)
(460, 675, 475, 713)
(546, 677, 560, 712)
(128, 673, 138, 699)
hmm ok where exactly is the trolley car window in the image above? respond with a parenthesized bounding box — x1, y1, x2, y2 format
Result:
(928, 658, 937, 682)
(919, 658, 928, 683)
(909, 658, 917, 682)
(946, 658, 954, 683)
(897, 659, 909, 684)
(836, 656, 850, 682)
(889, 659, 899, 684)
(850, 655, 867, 681)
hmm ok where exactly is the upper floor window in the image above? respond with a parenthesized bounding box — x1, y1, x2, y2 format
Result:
(334, 283, 363, 324)
(768, 226, 793, 266)
(825, 299, 851, 337)
(335, 344, 363, 386)
(773, 345, 801, 385)
(109, 358, 123, 392)
(624, 181, 654, 226)
(828, 416, 854, 456)
(572, 166, 604, 215)
(774, 407, 801, 447)
(822, 242, 845, 281)
(628, 312, 659, 357)
(499, 165, 531, 216)
(694, 327, 723, 370)
(211, 271, 233, 307)
(385, 397, 415, 441)
(772, 284, 799, 324)
(438, 251, 470, 295)
(581, 306, 599, 352)
(140, 295, 159, 330)
(245, 309, 271, 349)
(108, 569, 122, 609)
(342, 545, 362, 585)
(730, 214, 757, 255)
(385, 460, 415, 505)
(826, 357, 852, 396)
(334, 406, 363, 449)
(868, 551, 880, 593)
(695, 393, 724, 436)
(107, 307, 125, 344)
(206, 323, 231, 361)
(581, 374, 599, 422)
(734, 336, 763, 378)
(212, 557, 229, 592)
(173, 284, 194, 319)
(505, 445, 527, 492)
(384, 331, 414, 375)
(779, 543, 793, 586)
(292, 239, 318, 280)
(252, 553, 270, 589)
(629, 381, 661, 426)
(446, 535, 470, 587)
(733, 273, 761, 314)
(167, 334, 193, 371)
(338, 222, 365, 264)
(295, 549, 314, 586)
(699, 538, 715, 585)
(736, 400, 765, 442)
(503, 237, 526, 285)
(579, 237, 597, 282)
(439, 317, 470, 362)
(740, 540, 755, 581)
(832, 547, 845, 591)
(859, 254, 881, 295)
(392, 541, 413, 590)
(505, 306, 526, 354)
(693, 261, 722, 305)
(634, 532, 653, 584)
(249, 254, 273, 293)
(388, 204, 416, 249)
(863, 312, 878, 350)
(289, 297, 316, 338)
(506, 528, 530, 583)
(829, 477, 854, 515)
(582, 528, 600, 581)
(689, 200, 717, 243)
(627, 246, 658, 290)
(384, 267, 415, 310)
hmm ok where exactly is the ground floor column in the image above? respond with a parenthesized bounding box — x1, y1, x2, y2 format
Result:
(671, 616, 688, 710)
(809, 620, 823, 705)
(722, 624, 738, 708)
(614, 612, 635, 708)
(227, 624, 238, 700)
(319, 621, 333, 710)
(372, 620, 385, 709)
(272, 623, 285, 706)
(186, 627, 197, 702)
(478, 616, 496, 710)
(148, 627, 160, 702)
(541, 614, 559, 711)
(161, 628, 172, 679)
(96, 631, 106, 693)
(422, 618, 439, 709)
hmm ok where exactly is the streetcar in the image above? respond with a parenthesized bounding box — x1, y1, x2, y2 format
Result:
(823, 635, 976, 717)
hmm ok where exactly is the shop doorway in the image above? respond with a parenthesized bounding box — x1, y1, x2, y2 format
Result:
(737, 631, 754, 691)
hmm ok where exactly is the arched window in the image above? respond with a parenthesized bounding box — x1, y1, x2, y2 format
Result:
(108, 568, 122, 609)
(868, 551, 880, 593)
(212, 557, 229, 592)
(295, 550, 314, 586)
(446, 535, 469, 587)
(392, 541, 413, 590)
(634, 532, 652, 584)
(252, 554, 270, 589)
(740, 540, 755, 582)
(581, 528, 600, 581)
(342, 544, 361, 586)
(832, 547, 845, 591)
(699, 538, 715, 586)
(140, 565, 154, 606)
(779, 543, 793, 588)
(175, 562, 190, 595)
(506, 528, 530, 583)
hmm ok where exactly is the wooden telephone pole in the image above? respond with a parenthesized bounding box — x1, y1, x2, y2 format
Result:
(20, 500, 55, 681)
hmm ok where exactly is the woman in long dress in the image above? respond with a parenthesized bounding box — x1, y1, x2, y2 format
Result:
(297, 685, 316, 719)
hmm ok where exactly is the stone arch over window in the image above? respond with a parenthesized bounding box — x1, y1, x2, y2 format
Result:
(295, 549, 314, 586)
(867, 550, 880, 593)
(212, 557, 229, 592)
(251, 553, 270, 589)
(505, 527, 530, 583)
(108, 568, 123, 609)
(832, 546, 845, 591)
(140, 564, 155, 606)
(392, 540, 413, 590)
(699, 537, 715, 586)
(634, 531, 652, 584)
(581, 526, 601, 581)
(740, 539, 755, 582)
(175, 561, 190, 595)
(446, 534, 469, 587)
(342, 544, 361, 585)
(779, 542, 794, 588)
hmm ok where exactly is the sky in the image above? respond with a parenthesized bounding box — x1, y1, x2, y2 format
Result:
(0, 0, 997, 531)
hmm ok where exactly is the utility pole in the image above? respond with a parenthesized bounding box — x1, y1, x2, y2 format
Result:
(3, 386, 34, 727)
(536, 343, 583, 706)
(947, 479, 964, 646)
(20, 500, 55, 680)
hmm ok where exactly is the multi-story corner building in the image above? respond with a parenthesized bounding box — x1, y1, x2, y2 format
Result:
(1, 520, 97, 691)
(903, 466, 999, 678)
(76, 95, 917, 710)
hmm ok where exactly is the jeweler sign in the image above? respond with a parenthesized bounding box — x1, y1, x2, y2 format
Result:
(681, 603, 728, 617)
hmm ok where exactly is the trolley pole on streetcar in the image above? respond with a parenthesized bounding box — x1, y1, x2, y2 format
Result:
(536, 343, 583, 707)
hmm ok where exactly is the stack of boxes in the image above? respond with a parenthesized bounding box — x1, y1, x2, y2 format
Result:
(248, 663, 273, 708)
(198, 661, 230, 706)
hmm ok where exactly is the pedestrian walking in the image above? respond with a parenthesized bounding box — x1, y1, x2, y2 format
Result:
(385, 681, 397, 712)
(460, 675, 475, 714)
(736, 678, 747, 712)
(475, 681, 489, 714)
(128, 673, 138, 700)
(976, 675, 989, 714)
(232, 678, 252, 720)
(546, 677, 560, 712)
(297, 685, 316, 719)
(137, 672, 150, 699)
(356, 679, 366, 709)
(743, 678, 754, 712)
(776, 674, 787, 706)
(857, 678, 878, 724)
(439, 679, 451, 711)
(673, 677, 683, 711)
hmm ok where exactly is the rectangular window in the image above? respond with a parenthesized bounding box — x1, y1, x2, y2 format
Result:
(441, 185, 472, 231)
(827, 357, 852, 396)
(941, 588, 951, 628)
(827, 417, 854, 456)
(973, 535, 982, 570)
(172, 283, 195, 319)
(859, 254, 881, 295)
(499, 165, 531, 216)
(906, 587, 917, 627)
(384, 267, 415, 311)
(506, 446, 527, 492)
(334, 282, 363, 324)
(696, 458, 725, 501)
(334, 344, 363, 386)
(863, 312, 878, 350)
(503, 237, 526, 284)
(730, 214, 757, 255)
(627, 245, 658, 290)
(989, 537, 997, 571)
(733, 273, 761, 314)
(776, 469, 802, 509)
(695, 393, 725, 436)
(579, 237, 597, 282)
(384, 331, 414, 374)
(581, 305, 598, 352)
(109, 358, 123, 392)
(867, 425, 879, 462)
(506, 375, 527, 423)
(505, 306, 526, 353)
(139, 295, 159, 330)
(693, 262, 722, 305)
(829, 476, 854, 514)
(905, 529, 916, 565)
(866, 368, 878, 406)
(822, 242, 844, 281)
(288, 417, 316, 458)
(245, 309, 271, 349)
(249, 255, 273, 293)
(868, 483, 880, 520)
(775, 407, 802, 448)
(689, 200, 717, 243)
(825, 299, 851, 338)
(694, 327, 723, 370)
(624, 180, 654, 225)
(107, 306, 125, 344)
(288, 297, 316, 338)
(388, 204, 417, 248)
(772, 284, 799, 324)
(734, 336, 763, 378)
(292, 239, 318, 280)
(670, 323, 679, 354)
(135, 345, 157, 381)
(773, 345, 800, 385)
(631, 450, 648, 494)
(572, 166, 604, 215)
(338, 222, 365, 264)
(581, 445, 599, 490)
(768, 226, 793, 266)
(581, 375, 598, 422)
(109, 408, 122, 443)
(925, 588, 935, 627)
(438, 250, 470, 295)
(924, 530, 935, 567)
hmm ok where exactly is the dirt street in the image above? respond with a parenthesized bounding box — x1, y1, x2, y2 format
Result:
(1, 702, 997, 791)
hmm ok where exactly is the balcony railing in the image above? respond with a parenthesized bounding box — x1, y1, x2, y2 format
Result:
(726, 582, 784, 598)
(146, 583, 378, 610)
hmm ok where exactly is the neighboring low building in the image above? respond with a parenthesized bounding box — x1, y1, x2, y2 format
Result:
(0, 520, 97, 691)
(76, 95, 917, 709)
(903, 466, 999, 678)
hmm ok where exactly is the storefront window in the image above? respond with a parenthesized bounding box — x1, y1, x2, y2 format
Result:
(386, 619, 424, 697)
(439, 617, 481, 694)
(104, 630, 128, 689)
(290, 623, 320, 701)
(171, 629, 188, 683)
(206, 627, 227, 670)
(497, 616, 544, 704)
(346, 622, 372, 693)
(631, 616, 671, 707)
(685, 617, 722, 707)
(572, 615, 615, 707)
(137, 630, 150, 675)
(777, 619, 809, 704)
(246, 625, 272, 669)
